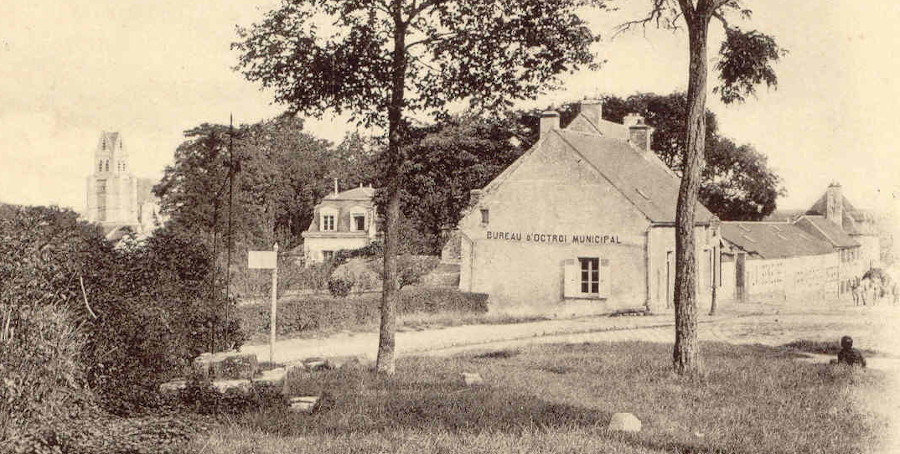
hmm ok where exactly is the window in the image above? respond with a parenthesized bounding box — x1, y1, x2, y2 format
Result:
(480, 209, 489, 225)
(105, 160, 109, 172)
(98, 161, 103, 172)
(579, 257, 599, 294)
(322, 251, 334, 261)
(322, 214, 335, 231)
(353, 214, 366, 231)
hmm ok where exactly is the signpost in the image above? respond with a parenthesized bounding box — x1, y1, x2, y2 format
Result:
(249, 244, 278, 363)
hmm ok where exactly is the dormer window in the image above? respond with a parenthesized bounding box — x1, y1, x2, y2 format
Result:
(349, 206, 367, 232)
(320, 207, 338, 231)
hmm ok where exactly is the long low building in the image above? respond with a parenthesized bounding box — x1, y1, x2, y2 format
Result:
(718, 183, 879, 304)
(456, 101, 722, 315)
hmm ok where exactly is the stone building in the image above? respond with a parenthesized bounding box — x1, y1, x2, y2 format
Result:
(84, 132, 163, 239)
(301, 184, 379, 264)
(456, 101, 722, 315)
(720, 182, 880, 303)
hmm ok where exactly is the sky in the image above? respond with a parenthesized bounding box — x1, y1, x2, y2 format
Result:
(1, 0, 899, 218)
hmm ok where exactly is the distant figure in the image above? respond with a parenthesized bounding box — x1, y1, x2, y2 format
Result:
(892, 282, 899, 306)
(851, 282, 860, 306)
(836, 336, 866, 368)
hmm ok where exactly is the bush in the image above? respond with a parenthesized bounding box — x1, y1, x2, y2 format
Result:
(327, 276, 354, 297)
(0, 205, 241, 416)
(236, 287, 489, 338)
(0, 303, 94, 444)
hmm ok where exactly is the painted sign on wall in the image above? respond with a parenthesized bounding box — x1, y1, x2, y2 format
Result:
(486, 231, 623, 245)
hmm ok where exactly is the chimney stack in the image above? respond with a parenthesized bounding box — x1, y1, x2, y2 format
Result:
(540, 111, 560, 138)
(469, 189, 482, 208)
(625, 113, 653, 152)
(826, 182, 843, 227)
(580, 99, 603, 126)
(333, 178, 339, 195)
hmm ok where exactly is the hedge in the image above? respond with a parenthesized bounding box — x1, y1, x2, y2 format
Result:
(236, 287, 489, 337)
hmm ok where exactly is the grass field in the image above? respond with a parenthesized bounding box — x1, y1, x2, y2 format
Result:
(185, 341, 889, 454)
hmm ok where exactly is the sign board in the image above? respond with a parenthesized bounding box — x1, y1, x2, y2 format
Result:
(248, 251, 277, 269)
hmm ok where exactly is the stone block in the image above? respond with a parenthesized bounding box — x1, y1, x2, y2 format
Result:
(608, 413, 642, 432)
(159, 379, 187, 395)
(461, 372, 484, 386)
(254, 367, 287, 386)
(192, 352, 259, 381)
(212, 379, 252, 393)
(289, 396, 319, 413)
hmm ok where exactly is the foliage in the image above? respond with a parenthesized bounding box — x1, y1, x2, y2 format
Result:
(237, 288, 489, 339)
(327, 276, 354, 298)
(0, 303, 94, 445)
(0, 205, 240, 416)
(234, 0, 604, 374)
(389, 114, 527, 253)
(154, 117, 335, 263)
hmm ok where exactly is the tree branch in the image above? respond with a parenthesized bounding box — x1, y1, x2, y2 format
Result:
(79, 275, 98, 320)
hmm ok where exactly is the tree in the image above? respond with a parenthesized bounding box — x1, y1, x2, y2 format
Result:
(621, 1, 785, 374)
(234, 0, 602, 374)
(154, 117, 333, 252)
(393, 113, 526, 253)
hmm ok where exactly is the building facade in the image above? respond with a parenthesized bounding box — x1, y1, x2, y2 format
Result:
(720, 183, 880, 304)
(301, 185, 379, 264)
(457, 101, 722, 315)
(84, 132, 163, 240)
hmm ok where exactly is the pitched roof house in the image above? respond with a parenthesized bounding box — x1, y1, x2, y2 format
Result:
(456, 100, 721, 314)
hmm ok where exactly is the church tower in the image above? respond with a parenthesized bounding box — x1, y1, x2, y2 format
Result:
(85, 132, 138, 229)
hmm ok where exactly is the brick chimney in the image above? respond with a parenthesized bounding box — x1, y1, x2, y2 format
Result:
(624, 113, 653, 152)
(540, 111, 560, 138)
(469, 189, 482, 208)
(826, 182, 843, 228)
(580, 99, 603, 126)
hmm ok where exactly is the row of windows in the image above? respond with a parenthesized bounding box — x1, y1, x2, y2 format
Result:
(97, 160, 127, 172)
(321, 212, 367, 232)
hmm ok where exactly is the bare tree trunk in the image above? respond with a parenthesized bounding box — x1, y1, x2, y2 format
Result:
(673, 16, 710, 376)
(376, 1, 407, 376)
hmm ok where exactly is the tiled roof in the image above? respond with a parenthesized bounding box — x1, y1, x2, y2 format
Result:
(762, 209, 805, 222)
(794, 215, 860, 248)
(564, 112, 629, 140)
(555, 129, 716, 224)
(323, 186, 375, 201)
(721, 222, 834, 259)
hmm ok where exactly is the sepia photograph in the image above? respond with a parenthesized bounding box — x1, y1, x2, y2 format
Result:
(1, 0, 899, 452)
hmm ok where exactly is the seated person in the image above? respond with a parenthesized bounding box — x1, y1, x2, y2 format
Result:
(836, 335, 866, 368)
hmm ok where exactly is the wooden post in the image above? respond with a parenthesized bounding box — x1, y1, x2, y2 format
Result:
(270, 243, 279, 364)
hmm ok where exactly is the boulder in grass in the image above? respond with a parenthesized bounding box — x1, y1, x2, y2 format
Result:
(212, 379, 252, 393)
(608, 413, 642, 432)
(289, 396, 320, 413)
(301, 357, 333, 372)
(159, 379, 187, 395)
(192, 352, 259, 380)
(254, 367, 287, 386)
(461, 372, 484, 386)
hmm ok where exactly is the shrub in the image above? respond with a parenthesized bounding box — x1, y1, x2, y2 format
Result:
(327, 276, 354, 298)
(0, 205, 241, 416)
(0, 302, 94, 444)
(236, 288, 489, 338)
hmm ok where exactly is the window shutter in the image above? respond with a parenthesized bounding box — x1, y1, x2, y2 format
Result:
(563, 259, 578, 298)
(599, 258, 611, 298)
